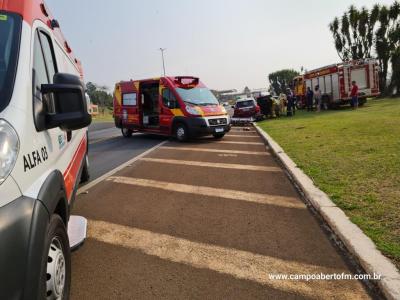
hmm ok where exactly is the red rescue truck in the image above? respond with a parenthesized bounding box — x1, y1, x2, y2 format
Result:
(0, 0, 91, 298)
(113, 76, 231, 141)
(293, 59, 380, 108)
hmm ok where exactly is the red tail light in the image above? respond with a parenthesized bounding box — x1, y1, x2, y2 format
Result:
(256, 105, 260, 113)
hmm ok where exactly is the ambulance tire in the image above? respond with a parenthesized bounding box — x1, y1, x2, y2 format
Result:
(175, 123, 189, 142)
(80, 153, 90, 183)
(121, 127, 133, 138)
(213, 133, 225, 139)
(40, 214, 71, 300)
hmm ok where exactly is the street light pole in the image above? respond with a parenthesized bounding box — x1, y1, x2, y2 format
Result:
(159, 48, 166, 76)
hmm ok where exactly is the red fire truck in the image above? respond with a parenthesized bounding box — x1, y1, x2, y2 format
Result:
(294, 59, 380, 108)
(113, 76, 231, 141)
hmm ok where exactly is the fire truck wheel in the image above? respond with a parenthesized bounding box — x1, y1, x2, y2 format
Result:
(213, 133, 225, 139)
(41, 215, 71, 300)
(80, 153, 90, 183)
(121, 127, 133, 138)
(175, 123, 189, 142)
(359, 99, 366, 106)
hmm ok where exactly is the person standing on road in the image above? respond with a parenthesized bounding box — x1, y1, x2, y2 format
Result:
(350, 81, 359, 109)
(314, 85, 322, 112)
(306, 87, 314, 111)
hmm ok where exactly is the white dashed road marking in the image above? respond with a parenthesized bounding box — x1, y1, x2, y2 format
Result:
(89, 219, 355, 299)
(107, 176, 304, 209)
(160, 146, 269, 156)
(140, 157, 281, 172)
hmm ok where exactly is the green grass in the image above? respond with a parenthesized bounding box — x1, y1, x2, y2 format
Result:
(259, 98, 400, 269)
(92, 108, 113, 122)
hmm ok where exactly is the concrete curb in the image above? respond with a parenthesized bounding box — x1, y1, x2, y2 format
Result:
(253, 123, 400, 300)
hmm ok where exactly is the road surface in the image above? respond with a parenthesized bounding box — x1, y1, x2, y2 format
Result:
(71, 126, 372, 299)
(87, 123, 166, 180)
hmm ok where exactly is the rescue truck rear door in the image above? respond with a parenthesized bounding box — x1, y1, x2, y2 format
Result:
(121, 83, 140, 127)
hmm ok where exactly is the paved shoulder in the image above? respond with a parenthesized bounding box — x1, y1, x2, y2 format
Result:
(71, 129, 371, 299)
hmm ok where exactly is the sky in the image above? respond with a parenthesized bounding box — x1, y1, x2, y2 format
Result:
(46, 0, 394, 91)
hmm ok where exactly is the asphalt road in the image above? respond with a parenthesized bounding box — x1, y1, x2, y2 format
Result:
(86, 123, 166, 181)
(71, 126, 372, 299)
(89, 121, 115, 132)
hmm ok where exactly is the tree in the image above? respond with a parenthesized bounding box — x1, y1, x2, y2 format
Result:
(329, 1, 400, 95)
(375, 4, 397, 93)
(390, 47, 400, 94)
(388, 2, 400, 94)
(85, 82, 113, 114)
(268, 69, 299, 95)
(329, 5, 379, 61)
(86, 82, 97, 96)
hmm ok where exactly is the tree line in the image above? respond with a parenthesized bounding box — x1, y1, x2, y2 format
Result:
(86, 82, 113, 112)
(330, 1, 400, 95)
(268, 69, 299, 95)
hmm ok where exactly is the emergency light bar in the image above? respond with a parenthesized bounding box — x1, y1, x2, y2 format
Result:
(174, 76, 199, 86)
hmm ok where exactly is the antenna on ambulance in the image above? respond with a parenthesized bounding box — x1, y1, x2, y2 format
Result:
(159, 48, 166, 77)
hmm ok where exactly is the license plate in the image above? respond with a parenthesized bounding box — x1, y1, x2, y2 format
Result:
(215, 128, 224, 133)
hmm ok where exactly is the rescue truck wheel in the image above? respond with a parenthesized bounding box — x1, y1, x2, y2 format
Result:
(41, 215, 71, 300)
(121, 127, 133, 138)
(80, 153, 90, 183)
(175, 123, 189, 142)
(213, 133, 225, 139)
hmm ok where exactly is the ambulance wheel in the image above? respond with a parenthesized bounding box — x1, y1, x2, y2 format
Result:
(175, 123, 189, 142)
(122, 127, 133, 138)
(213, 133, 225, 139)
(80, 153, 90, 183)
(40, 215, 71, 300)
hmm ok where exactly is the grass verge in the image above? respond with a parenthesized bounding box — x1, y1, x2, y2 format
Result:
(258, 98, 400, 269)
(92, 108, 113, 122)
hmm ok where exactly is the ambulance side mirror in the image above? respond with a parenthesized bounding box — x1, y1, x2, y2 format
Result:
(41, 73, 92, 131)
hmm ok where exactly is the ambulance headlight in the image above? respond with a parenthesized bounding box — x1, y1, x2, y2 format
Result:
(185, 104, 201, 116)
(0, 120, 20, 185)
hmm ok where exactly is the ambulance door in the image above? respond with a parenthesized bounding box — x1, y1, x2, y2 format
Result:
(121, 91, 140, 127)
(160, 87, 181, 134)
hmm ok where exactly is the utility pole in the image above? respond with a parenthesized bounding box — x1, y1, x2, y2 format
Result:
(159, 48, 166, 76)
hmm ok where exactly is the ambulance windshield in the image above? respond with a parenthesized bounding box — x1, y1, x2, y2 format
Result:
(0, 12, 21, 112)
(176, 87, 219, 106)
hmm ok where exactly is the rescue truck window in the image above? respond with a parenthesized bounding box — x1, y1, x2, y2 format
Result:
(123, 93, 137, 106)
(33, 31, 49, 101)
(33, 30, 57, 114)
(39, 31, 58, 82)
(0, 13, 22, 113)
(162, 89, 178, 109)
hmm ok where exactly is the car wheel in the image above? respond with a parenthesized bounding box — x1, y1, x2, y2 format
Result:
(121, 127, 133, 138)
(175, 123, 189, 142)
(41, 215, 71, 300)
(80, 153, 90, 183)
(213, 133, 225, 139)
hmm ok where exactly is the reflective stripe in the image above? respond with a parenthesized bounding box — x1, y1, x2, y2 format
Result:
(63, 136, 87, 201)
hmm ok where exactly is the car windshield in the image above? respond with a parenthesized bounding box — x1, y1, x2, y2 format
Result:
(0, 12, 22, 113)
(176, 87, 219, 106)
(236, 100, 254, 108)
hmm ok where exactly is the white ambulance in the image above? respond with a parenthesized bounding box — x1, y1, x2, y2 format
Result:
(0, 0, 91, 298)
